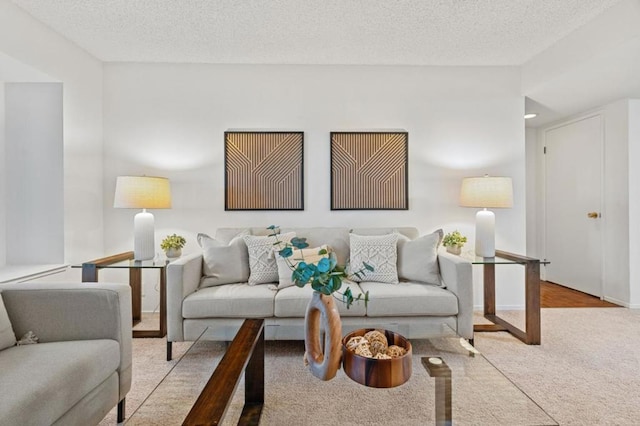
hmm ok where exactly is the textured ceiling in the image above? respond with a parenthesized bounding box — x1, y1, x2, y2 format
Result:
(11, 0, 622, 65)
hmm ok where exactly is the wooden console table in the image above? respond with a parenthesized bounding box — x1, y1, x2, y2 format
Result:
(74, 251, 168, 338)
(470, 250, 547, 345)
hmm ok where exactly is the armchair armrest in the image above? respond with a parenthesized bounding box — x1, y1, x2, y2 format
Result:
(1, 282, 132, 400)
(166, 253, 202, 342)
(438, 251, 473, 340)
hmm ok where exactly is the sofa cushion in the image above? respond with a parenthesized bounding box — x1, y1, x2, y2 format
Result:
(244, 232, 295, 285)
(274, 282, 367, 317)
(0, 339, 119, 426)
(275, 245, 329, 289)
(183, 283, 276, 318)
(0, 292, 17, 351)
(359, 281, 458, 317)
(348, 233, 399, 283)
(397, 229, 444, 286)
(280, 227, 351, 266)
(198, 231, 250, 288)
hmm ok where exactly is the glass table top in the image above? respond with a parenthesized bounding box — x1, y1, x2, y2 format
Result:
(457, 250, 550, 265)
(127, 322, 557, 425)
(72, 256, 171, 269)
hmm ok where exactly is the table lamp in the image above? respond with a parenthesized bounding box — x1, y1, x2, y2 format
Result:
(114, 176, 172, 260)
(459, 175, 513, 257)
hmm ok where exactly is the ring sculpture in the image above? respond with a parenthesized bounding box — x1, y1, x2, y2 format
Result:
(304, 291, 342, 381)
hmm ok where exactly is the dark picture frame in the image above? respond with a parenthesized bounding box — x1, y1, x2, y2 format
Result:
(330, 131, 408, 210)
(225, 131, 304, 210)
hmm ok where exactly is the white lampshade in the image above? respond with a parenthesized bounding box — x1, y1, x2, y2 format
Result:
(113, 176, 172, 209)
(459, 176, 513, 208)
(460, 175, 513, 257)
(114, 176, 172, 260)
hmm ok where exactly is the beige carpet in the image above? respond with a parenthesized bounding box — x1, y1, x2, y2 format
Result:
(99, 308, 640, 425)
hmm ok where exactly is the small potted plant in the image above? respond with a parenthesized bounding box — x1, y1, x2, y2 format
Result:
(442, 230, 467, 255)
(160, 234, 186, 258)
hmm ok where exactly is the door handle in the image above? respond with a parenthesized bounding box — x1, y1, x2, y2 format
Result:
(587, 212, 600, 219)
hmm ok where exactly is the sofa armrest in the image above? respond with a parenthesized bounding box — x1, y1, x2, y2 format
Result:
(1, 282, 132, 401)
(437, 251, 473, 340)
(166, 253, 203, 342)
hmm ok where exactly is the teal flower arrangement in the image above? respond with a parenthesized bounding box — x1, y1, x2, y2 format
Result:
(268, 225, 371, 309)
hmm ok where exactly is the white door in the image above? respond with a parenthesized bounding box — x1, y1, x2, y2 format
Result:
(544, 114, 603, 297)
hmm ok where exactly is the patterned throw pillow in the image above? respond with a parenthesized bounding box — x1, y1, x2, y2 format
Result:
(0, 292, 17, 351)
(243, 233, 296, 285)
(396, 229, 444, 286)
(197, 231, 250, 288)
(348, 233, 399, 283)
(275, 245, 330, 289)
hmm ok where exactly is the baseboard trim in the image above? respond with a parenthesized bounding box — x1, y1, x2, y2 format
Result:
(0, 264, 68, 284)
(603, 296, 630, 307)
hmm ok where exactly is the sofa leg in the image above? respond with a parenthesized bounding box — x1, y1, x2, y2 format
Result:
(117, 398, 125, 423)
(167, 341, 173, 361)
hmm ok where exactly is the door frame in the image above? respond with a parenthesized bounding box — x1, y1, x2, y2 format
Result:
(541, 110, 606, 298)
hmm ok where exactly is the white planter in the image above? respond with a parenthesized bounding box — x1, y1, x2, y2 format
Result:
(446, 245, 462, 255)
(165, 247, 182, 258)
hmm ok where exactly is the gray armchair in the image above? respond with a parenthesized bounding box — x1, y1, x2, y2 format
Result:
(0, 282, 132, 425)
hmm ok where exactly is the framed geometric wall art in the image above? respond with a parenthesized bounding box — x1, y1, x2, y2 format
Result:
(225, 131, 304, 210)
(330, 131, 408, 210)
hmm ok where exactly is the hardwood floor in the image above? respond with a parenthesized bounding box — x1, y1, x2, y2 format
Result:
(541, 281, 619, 308)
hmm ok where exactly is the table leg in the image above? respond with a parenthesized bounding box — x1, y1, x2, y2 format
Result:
(422, 357, 452, 426)
(483, 263, 496, 316)
(81, 263, 98, 283)
(240, 326, 265, 424)
(525, 261, 541, 344)
(129, 268, 142, 323)
(159, 268, 167, 337)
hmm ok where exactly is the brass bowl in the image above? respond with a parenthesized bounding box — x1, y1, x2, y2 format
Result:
(342, 328, 412, 388)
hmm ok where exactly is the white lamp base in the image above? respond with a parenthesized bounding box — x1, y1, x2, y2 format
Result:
(134, 209, 155, 260)
(475, 209, 495, 257)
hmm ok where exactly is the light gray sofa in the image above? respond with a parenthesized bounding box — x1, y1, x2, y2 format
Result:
(166, 227, 473, 360)
(0, 282, 132, 426)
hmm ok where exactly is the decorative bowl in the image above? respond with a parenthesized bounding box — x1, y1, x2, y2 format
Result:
(341, 328, 412, 388)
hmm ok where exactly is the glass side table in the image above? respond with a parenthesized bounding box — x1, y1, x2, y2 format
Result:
(72, 251, 169, 338)
(460, 250, 550, 345)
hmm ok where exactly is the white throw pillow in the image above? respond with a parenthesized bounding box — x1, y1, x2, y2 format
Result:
(397, 229, 443, 286)
(275, 245, 330, 289)
(348, 233, 399, 283)
(0, 292, 17, 351)
(197, 231, 250, 288)
(243, 232, 296, 285)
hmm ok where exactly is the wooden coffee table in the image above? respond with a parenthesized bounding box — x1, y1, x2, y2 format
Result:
(183, 319, 265, 425)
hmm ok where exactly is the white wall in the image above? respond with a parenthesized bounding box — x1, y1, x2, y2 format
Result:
(104, 63, 526, 310)
(0, 83, 5, 267)
(525, 127, 539, 258)
(0, 1, 104, 264)
(5, 83, 64, 264)
(603, 100, 630, 305)
(629, 100, 640, 308)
